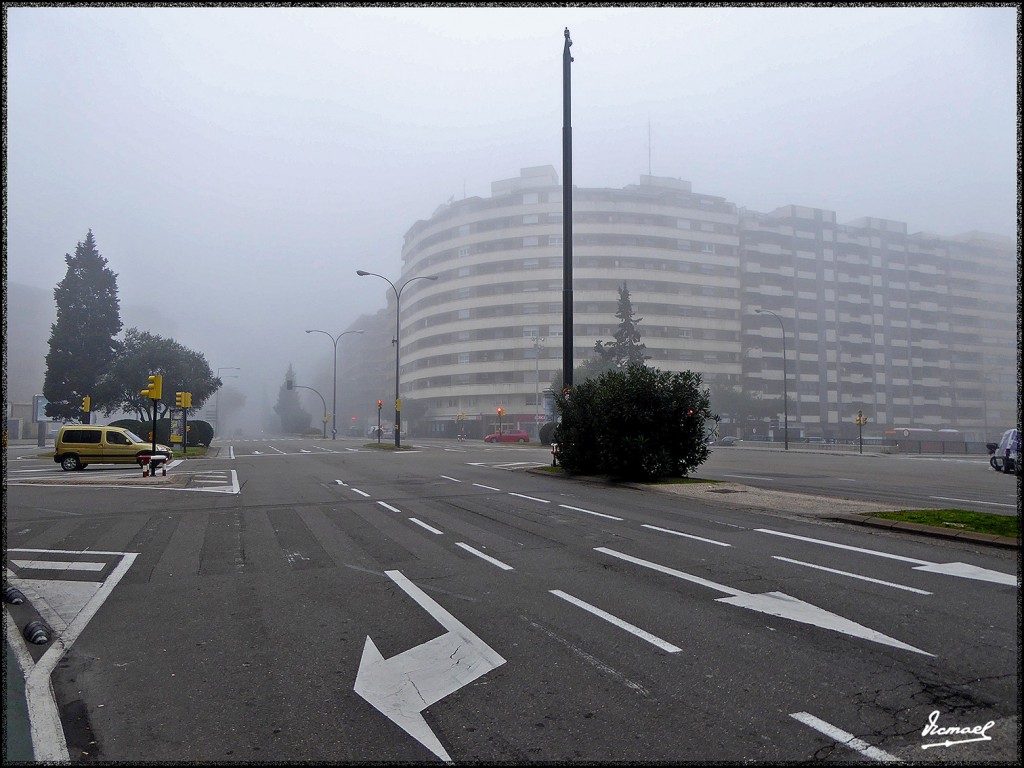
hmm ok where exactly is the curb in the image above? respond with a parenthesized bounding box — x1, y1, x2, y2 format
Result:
(830, 514, 1020, 549)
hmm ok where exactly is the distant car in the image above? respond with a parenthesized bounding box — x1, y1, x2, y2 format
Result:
(367, 426, 385, 439)
(484, 430, 529, 444)
(716, 436, 739, 446)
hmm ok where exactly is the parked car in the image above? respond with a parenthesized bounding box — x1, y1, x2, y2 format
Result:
(484, 430, 529, 443)
(989, 428, 1020, 474)
(53, 425, 172, 471)
(715, 436, 739, 446)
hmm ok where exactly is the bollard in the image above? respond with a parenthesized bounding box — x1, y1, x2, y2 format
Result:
(5, 586, 26, 605)
(24, 620, 51, 645)
(141, 455, 150, 477)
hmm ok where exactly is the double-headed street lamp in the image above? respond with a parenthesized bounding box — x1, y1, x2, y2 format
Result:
(356, 270, 438, 448)
(755, 309, 788, 450)
(304, 329, 365, 440)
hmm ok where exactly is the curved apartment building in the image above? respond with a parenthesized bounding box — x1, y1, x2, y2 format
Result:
(335, 165, 1015, 443)
(397, 165, 742, 437)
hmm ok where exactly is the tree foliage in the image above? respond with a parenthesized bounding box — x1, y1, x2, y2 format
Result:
(94, 328, 221, 421)
(43, 230, 122, 420)
(554, 364, 717, 481)
(274, 364, 312, 434)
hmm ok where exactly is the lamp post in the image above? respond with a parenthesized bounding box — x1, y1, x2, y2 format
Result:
(755, 309, 788, 450)
(562, 27, 575, 391)
(215, 366, 240, 438)
(304, 329, 365, 440)
(533, 336, 545, 438)
(356, 270, 438, 448)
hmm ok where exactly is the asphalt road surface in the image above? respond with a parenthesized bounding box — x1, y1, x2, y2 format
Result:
(5, 437, 1019, 762)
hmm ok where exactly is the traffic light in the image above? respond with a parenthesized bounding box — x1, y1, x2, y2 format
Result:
(81, 396, 91, 413)
(175, 391, 185, 407)
(497, 407, 504, 417)
(377, 399, 383, 410)
(856, 410, 864, 425)
(185, 392, 192, 408)
(141, 374, 163, 400)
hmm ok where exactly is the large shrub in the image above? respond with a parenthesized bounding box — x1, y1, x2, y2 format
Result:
(554, 364, 716, 481)
(539, 421, 558, 445)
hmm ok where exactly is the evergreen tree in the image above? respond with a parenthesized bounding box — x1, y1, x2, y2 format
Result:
(43, 230, 122, 420)
(273, 364, 313, 434)
(594, 282, 648, 368)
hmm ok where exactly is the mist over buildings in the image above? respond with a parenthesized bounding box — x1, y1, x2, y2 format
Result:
(4, 5, 1018, 437)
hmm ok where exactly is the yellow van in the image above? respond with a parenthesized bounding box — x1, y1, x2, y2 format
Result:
(53, 425, 172, 471)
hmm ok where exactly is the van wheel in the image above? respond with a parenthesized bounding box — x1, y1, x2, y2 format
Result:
(60, 455, 81, 471)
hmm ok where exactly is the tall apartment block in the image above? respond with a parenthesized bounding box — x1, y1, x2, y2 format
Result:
(336, 166, 1017, 442)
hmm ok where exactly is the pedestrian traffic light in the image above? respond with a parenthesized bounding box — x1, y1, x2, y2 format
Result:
(141, 374, 163, 400)
(81, 396, 91, 413)
(175, 391, 185, 407)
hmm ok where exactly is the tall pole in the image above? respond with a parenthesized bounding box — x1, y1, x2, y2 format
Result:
(562, 27, 574, 392)
(534, 336, 545, 436)
(305, 329, 365, 439)
(357, 270, 437, 448)
(756, 309, 788, 450)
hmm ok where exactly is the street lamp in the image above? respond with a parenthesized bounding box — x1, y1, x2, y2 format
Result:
(356, 270, 438, 448)
(305, 329, 365, 440)
(215, 366, 240, 437)
(755, 309, 788, 450)
(533, 336, 546, 437)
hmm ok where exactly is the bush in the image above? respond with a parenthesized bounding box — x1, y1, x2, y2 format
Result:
(553, 364, 716, 481)
(539, 421, 557, 445)
(187, 420, 214, 447)
(109, 418, 147, 436)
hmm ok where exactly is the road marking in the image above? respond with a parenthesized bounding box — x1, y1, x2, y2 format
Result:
(335, 480, 347, 485)
(757, 528, 1017, 586)
(596, 547, 931, 655)
(472, 483, 501, 491)
(10, 560, 105, 572)
(642, 524, 731, 547)
(772, 556, 932, 595)
(559, 504, 623, 521)
(928, 495, 1016, 508)
(756, 529, 930, 564)
(409, 518, 444, 535)
(268, 446, 287, 454)
(377, 502, 402, 514)
(549, 590, 681, 653)
(354, 570, 505, 762)
(455, 543, 514, 570)
(790, 712, 899, 762)
(509, 492, 549, 503)
(723, 473, 776, 481)
(6, 548, 139, 762)
(228, 446, 235, 459)
(440, 475, 461, 482)
(351, 488, 371, 498)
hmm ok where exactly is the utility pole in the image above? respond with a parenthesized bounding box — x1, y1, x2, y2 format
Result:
(562, 27, 574, 392)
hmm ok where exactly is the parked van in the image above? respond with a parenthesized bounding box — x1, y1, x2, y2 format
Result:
(53, 425, 172, 471)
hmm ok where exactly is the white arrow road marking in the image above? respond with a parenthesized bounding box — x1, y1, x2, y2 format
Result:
(595, 547, 931, 655)
(354, 570, 506, 762)
(756, 528, 1017, 587)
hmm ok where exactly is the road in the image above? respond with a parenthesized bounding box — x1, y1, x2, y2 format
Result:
(4, 437, 1019, 762)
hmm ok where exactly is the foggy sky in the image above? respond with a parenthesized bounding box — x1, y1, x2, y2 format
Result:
(5, 5, 1018, 431)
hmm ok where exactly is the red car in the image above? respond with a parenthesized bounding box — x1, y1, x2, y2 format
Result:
(483, 430, 529, 443)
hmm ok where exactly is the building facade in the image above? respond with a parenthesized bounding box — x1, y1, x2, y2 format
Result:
(338, 166, 1017, 442)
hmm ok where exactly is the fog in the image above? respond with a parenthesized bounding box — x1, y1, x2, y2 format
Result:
(4, 5, 1018, 434)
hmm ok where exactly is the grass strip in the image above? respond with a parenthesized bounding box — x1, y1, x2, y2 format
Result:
(870, 509, 1019, 538)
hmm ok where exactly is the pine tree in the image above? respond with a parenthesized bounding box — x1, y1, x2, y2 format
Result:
(595, 282, 648, 368)
(273, 364, 313, 434)
(42, 230, 122, 420)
